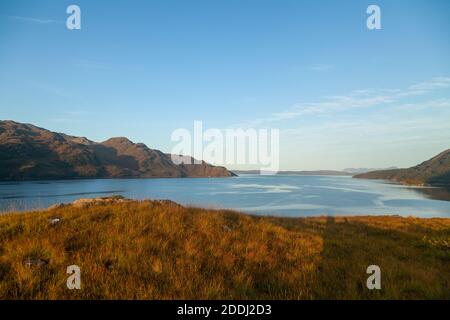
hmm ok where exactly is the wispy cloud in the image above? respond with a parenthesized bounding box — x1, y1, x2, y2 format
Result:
(29, 82, 72, 98)
(395, 98, 450, 111)
(402, 77, 450, 96)
(48, 118, 78, 123)
(65, 110, 93, 116)
(4, 15, 62, 24)
(73, 59, 141, 72)
(241, 77, 450, 127)
(309, 64, 335, 72)
(282, 113, 450, 140)
(49, 110, 93, 123)
(231, 96, 258, 105)
(73, 59, 113, 71)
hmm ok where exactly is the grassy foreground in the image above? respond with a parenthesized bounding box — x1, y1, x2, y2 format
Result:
(0, 198, 449, 300)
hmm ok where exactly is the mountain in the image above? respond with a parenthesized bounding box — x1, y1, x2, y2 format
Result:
(354, 149, 450, 186)
(343, 167, 398, 174)
(0, 120, 235, 180)
(232, 170, 352, 176)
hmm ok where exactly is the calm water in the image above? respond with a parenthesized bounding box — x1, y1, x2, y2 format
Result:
(1, 175, 450, 217)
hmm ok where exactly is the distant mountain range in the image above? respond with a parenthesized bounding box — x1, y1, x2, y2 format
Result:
(233, 168, 401, 176)
(343, 167, 398, 174)
(0, 121, 235, 180)
(354, 149, 450, 186)
(234, 152, 450, 187)
(232, 170, 353, 176)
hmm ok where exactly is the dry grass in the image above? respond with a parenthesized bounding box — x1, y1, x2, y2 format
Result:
(0, 199, 449, 299)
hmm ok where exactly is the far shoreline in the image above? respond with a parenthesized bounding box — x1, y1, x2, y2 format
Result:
(2, 196, 450, 219)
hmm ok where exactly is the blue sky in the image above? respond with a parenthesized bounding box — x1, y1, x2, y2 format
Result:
(1, 0, 449, 170)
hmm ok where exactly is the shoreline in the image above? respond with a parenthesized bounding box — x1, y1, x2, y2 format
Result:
(3, 196, 450, 218)
(2, 195, 450, 218)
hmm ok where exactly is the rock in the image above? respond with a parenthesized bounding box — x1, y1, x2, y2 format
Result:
(49, 217, 62, 225)
(24, 258, 48, 267)
(153, 199, 181, 207)
(72, 198, 99, 208)
(103, 259, 114, 271)
(71, 196, 129, 208)
(222, 225, 232, 232)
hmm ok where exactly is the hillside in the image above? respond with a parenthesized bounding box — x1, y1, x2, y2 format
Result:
(232, 170, 352, 176)
(0, 198, 449, 299)
(0, 120, 235, 180)
(354, 149, 450, 186)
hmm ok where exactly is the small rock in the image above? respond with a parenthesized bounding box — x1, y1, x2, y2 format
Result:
(103, 259, 114, 271)
(154, 199, 180, 206)
(24, 258, 48, 267)
(49, 217, 62, 225)
(222, 225, 232, 232)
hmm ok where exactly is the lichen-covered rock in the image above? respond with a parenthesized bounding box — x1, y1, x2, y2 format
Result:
(71, 196, 130, 208)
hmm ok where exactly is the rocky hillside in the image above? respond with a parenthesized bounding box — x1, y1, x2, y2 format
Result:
(0, 120, 235, 180)
(354, 149, 450, 186)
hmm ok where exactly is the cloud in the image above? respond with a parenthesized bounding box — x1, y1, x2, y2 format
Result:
(74, 60, 113, 71)
(65, 110, 93, 116)
(309, 64, 335, 72)
(242, 77, 450, 127)
(395, 98, 450, 111)
(29, 82, 72, 98)
(240, 90, 396, 126)
(278, 112, 450, 164)
(230, 77, 450, 170)
(407, 77, 450, 93)
(4, 15, 62, 24)
(48, 118, 78, 123)
(282, 114, 450, 139)
(49, 110, 93, 123)
(72, 59, 141, 72)
(232, 96, 257, 104)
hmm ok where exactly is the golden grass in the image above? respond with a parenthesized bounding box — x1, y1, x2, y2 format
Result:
(0, 199, 449, 299)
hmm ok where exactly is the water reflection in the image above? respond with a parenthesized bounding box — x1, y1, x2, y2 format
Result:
(412, 187, 450, 201)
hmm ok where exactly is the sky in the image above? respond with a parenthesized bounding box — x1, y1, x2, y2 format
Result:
(0, 0, 449, 170)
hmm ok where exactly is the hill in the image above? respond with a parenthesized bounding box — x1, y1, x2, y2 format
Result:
(0, 198, 448, 299)
(343, 167, 398, 174)
(354, 149, 450, 186)
(0, 120, 235, 180)
(232, 170, 352, 176)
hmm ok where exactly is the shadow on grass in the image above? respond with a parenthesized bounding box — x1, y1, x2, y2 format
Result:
(312, 216, 450, 299)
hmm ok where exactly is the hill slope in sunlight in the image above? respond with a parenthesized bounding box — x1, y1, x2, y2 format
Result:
(0, 120, 235, 180)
